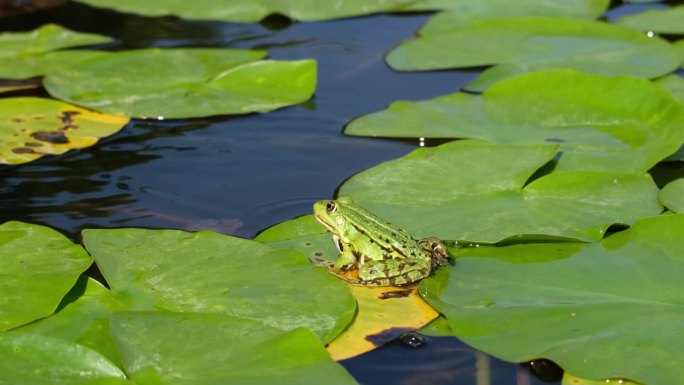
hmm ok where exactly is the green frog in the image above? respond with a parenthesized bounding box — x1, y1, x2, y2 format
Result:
(313, 196, 449, 286)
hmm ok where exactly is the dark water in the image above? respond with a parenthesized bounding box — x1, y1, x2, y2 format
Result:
(1, 2, 680, 384)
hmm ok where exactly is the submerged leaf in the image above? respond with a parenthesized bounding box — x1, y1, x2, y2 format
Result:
(346, 70, 684, 173)
(0, 24, 112, 79)
(110, 311, 358, 385)
(339, 140, 661, 243)
(420, 214, 684, 385)
(0, 221, 92, 330)
(0, 97, 130, 165)
(660, 178, 684, 213)
(387, 17, 680, 90)
(44, 48, 316, 119)
(0, 332, 130, 385)
(81, 228, 355, 343)
(616, 5, 684, 34)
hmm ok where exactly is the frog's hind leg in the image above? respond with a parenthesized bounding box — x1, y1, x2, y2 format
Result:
(359, 259, 431, 286)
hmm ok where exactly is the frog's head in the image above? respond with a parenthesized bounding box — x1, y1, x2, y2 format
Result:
(313, 196, 353, 238)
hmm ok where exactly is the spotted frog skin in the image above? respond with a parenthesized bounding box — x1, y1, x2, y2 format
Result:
(313, 196, 449, 286)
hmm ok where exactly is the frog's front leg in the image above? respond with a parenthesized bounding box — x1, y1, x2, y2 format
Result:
(333, 246, 357, 271)
(358, 258, 431, 286)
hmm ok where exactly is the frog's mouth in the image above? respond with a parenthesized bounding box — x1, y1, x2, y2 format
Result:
(314, 213, 335, 233)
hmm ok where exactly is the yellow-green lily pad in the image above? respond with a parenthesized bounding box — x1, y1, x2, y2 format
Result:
(656, 73, 684, 105)
(81, 228, 355, 343)
(660, 178, 684, 213)
(616, 5, 684, 34)
(0, 24, 112, 79)
(44, 48, 317, 119)
(420, 214, 684, 385)
(339, 140, 661, 243)
(346, 70, 684, 173)
(0, 221, 92, 331)
(563, 373, 642, 385)
(387, 17, 680, 91)
(0, 97, 130, 165)
(72, 0, 608, 22)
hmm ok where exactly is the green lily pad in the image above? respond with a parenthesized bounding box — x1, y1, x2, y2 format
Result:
(256, 215, 339, 263)
(0, 221, 92, 330)
(660, 178, 684, 212)
(339, 140, 661, 243)
(676, 40, 684, 65)
(81, 228, 355, 343)
(346, 70, 684, 173)
(72, 0, 608, 22)
(562, 373, 642, 385)
(14, 276, 129, 368)
(110, 311, 358, 385)
(656, 74, 684, 105)
(44, 48, 316, 119)
(387, 17, 680, 91)
(0, 97, 130, 165)
(616, 5, 684, 34)
(0, 332, 130, 385)
(0, 24, 113, 80)
(420, 214, 684, 385)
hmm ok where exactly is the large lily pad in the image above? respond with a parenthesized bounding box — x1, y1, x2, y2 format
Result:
(0, 332, 131, 385)
(616, 5, 684, 34)
(0, 97, 130, 165)
(0, 221, 92, 330)
(346, 70, 684, 173)
(0, 24, 112, 79)
(339, 140, 661, 243)
(110, 311, 358, 385)
(387, 17, 680, 91)
(15, 276, 128, 367)
(660, 178, 684, 213)
(656, 74, 684, 105)
(44, 48, 317, 119)
(73, 0, 608, 22)
(81, 228, 355, 343)
(420, 214, 684, 385)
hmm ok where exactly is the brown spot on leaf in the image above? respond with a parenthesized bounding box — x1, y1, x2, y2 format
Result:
(11, 118, 24, 123)
(12, 147, 36, 154)
(365, 327, 413, 346)
(24, 142, 42, 147)
(60, 110, 81, 124)
(379, 289, 414, 300)
(31, 131, 69, 144)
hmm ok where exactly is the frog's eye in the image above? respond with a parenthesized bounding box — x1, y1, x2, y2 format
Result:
(326, 201, 337, 213)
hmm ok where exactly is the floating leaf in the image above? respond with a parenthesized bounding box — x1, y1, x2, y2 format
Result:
(387, 17, 680, 91)
(347, 70, 684, 173)
(82, 228, 355, 343)
(676, 40, 684, 65)
(616, 5, 684, 34)
(14, 276, 129, 368)
(660, 178, 684, 212)
(327, 286, 438, 360)
(420, 214, 684, 385)
(0, 97, 130, 165)
(0, 221, 92, 330)
(256, 214, 338, 263)
(0, 332, 130, 385)
(0, 24, 112, 79)
(339, 140, 661, 243)
(110, 311, 358, 385)
(562, 373, 642, 385)
(44, 48, 316, 119)
(72, 0, 608, 22)
(656, 74, 684, 105)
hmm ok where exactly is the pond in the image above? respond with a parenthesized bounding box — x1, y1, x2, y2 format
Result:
(1, 1, 683, 385)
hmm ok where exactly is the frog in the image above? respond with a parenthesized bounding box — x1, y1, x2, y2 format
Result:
(313, 196, 449, 286)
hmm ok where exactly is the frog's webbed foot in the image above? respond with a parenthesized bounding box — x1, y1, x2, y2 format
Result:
(419, 237, 451, 266)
